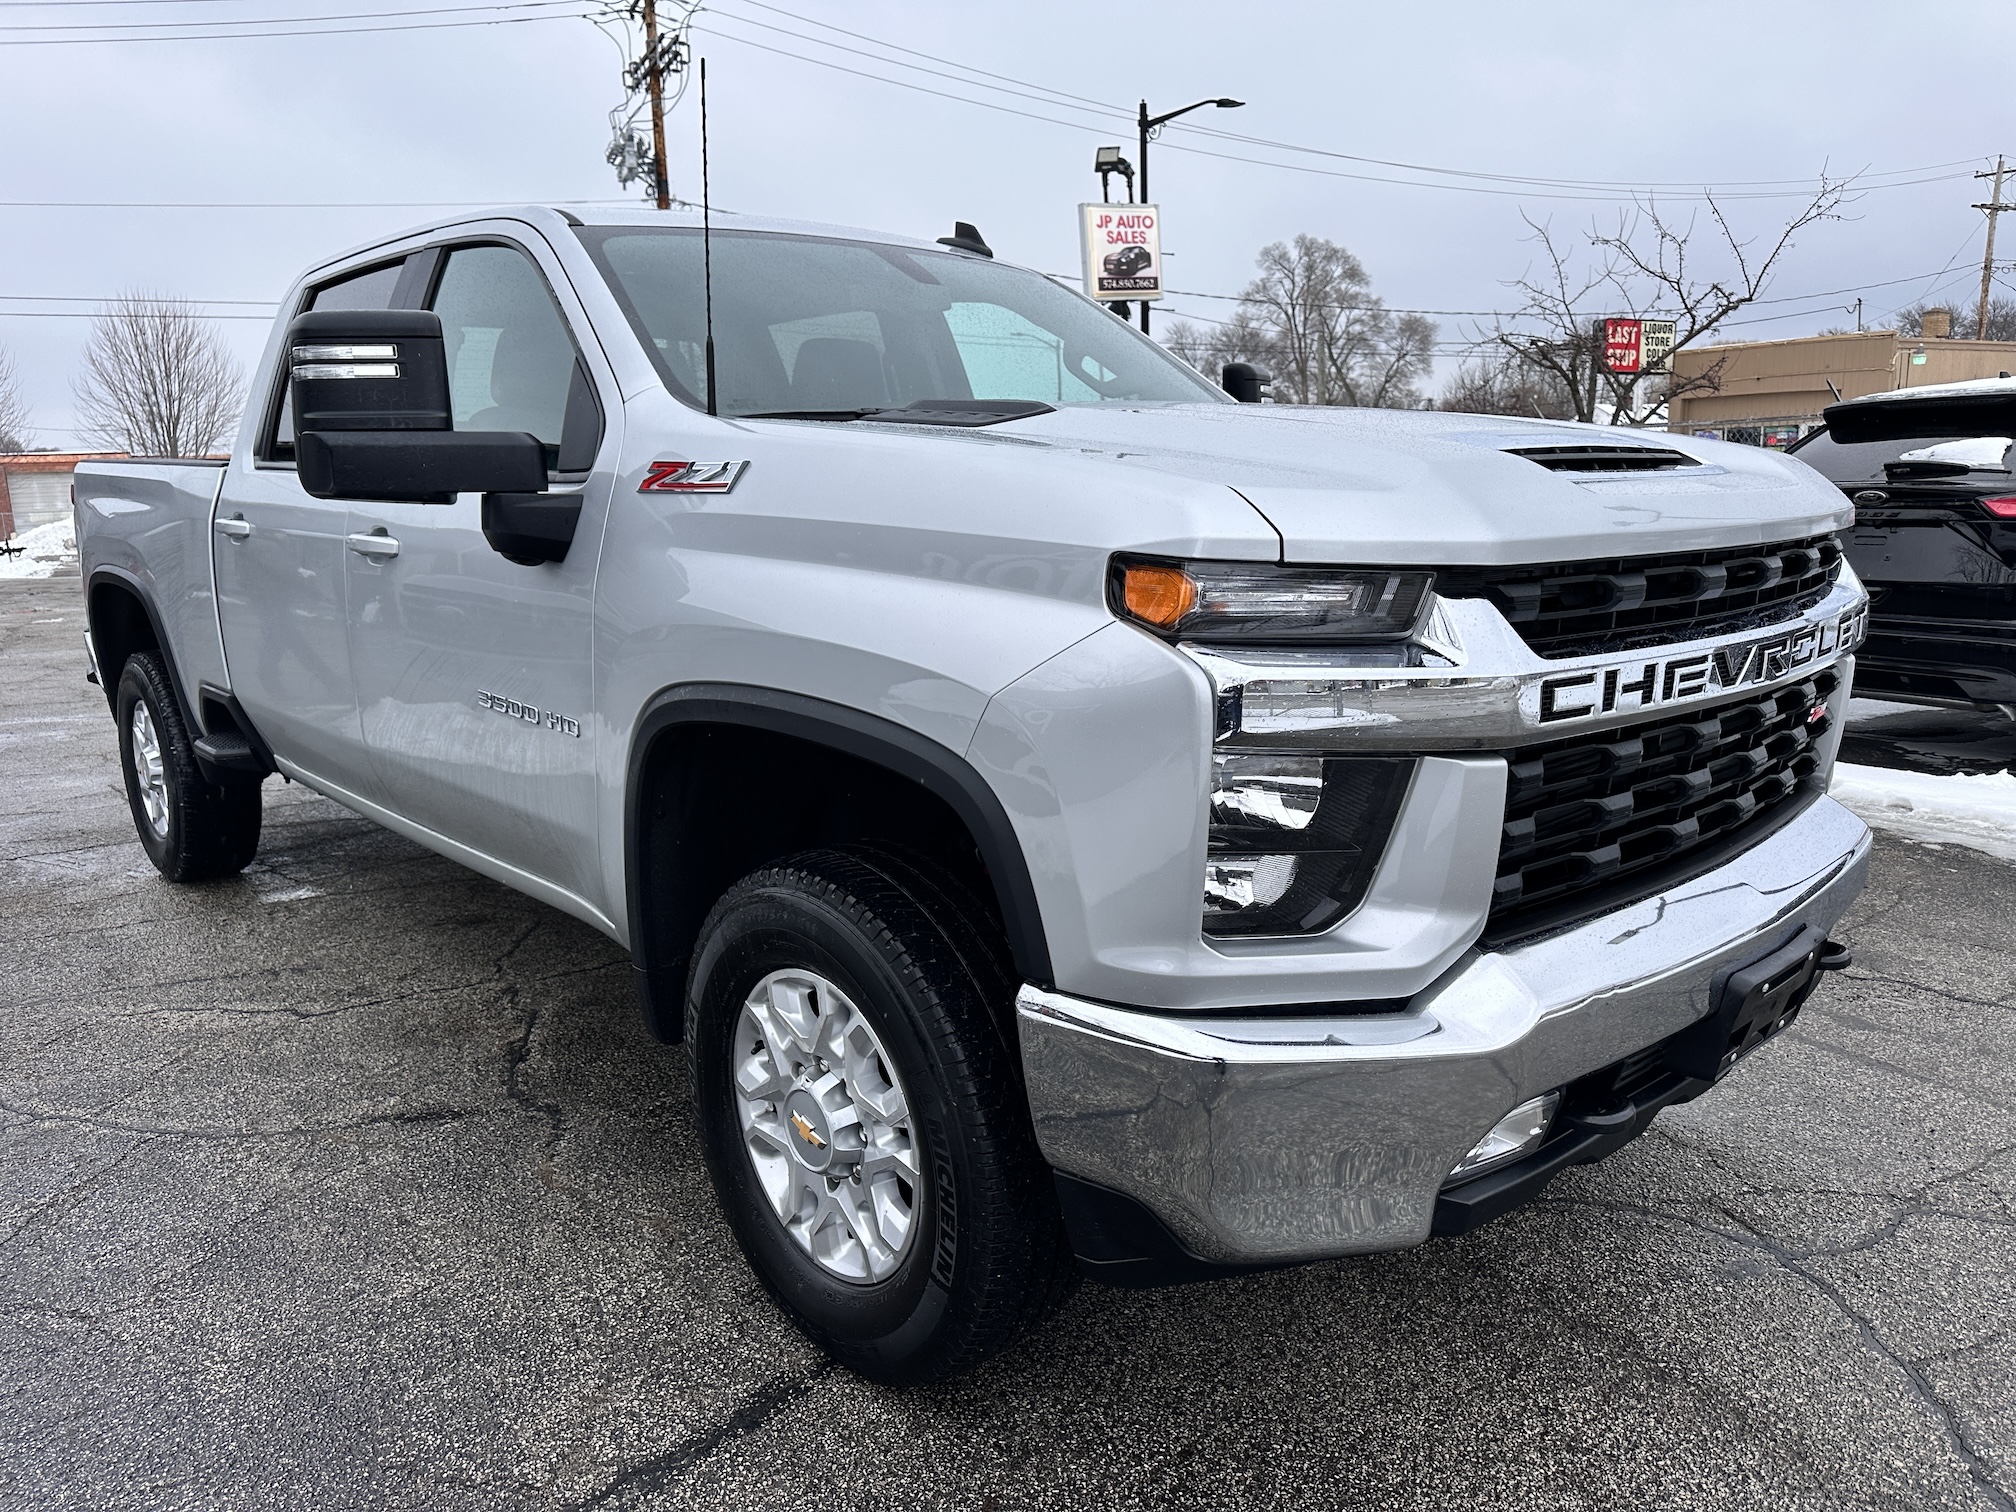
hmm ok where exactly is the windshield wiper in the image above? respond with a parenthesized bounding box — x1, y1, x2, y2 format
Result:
(739, 400, 1056, 427)
(868, 400, 1055, 427)
(740, 408, 882, 422)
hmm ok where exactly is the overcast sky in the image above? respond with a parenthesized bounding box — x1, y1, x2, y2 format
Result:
(6, 0, 2015, 447)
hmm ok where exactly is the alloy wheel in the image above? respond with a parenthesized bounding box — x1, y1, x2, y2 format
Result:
(732, 968, 921, 1284)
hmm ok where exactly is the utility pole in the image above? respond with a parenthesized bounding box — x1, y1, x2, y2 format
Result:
(1973, 156, 2009, 341)
(1134, 95, 1244, 336)
(642, 0, 670, 211)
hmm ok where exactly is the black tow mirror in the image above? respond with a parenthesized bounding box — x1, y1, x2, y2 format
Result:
(297, 430, 547, 504)
(290, 309, 450, 435)
(1222, 362, 1274, 404)
(289, 308, 550, 508)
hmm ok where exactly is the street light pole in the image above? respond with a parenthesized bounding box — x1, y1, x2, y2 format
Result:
(1135, 94, 1243, 335)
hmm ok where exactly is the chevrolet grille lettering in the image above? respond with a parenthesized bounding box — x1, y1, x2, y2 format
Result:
(1533, 606, 1865, 729)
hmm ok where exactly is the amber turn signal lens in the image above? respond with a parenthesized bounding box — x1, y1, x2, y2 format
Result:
(1122, 563, 1197, 628)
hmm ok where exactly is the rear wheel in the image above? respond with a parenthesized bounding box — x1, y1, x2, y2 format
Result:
(115, 652, 262, 881)
(686, 848, 1072, 1385)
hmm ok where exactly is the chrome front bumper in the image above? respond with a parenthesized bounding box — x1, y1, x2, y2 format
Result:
(1017, 792, 1873, 1266)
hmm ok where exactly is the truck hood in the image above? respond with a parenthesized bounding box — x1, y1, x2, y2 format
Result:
(1000, 403, 1849, 565)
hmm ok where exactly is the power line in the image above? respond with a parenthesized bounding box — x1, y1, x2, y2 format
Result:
(0, 0, 580, 29)
(0, 7, 586, 41)
(0, 197, 633, 207)
(702, 0, 1975, 202)
(0, 294, 277, 304)
(0, 257, 1980, 324)
(0, 309, 275, 320)
(720, 0, 1950, 193)
(697, 20, 1950, 205)
(0, 0, 326, 6)
(1057, 262, 1977, 324)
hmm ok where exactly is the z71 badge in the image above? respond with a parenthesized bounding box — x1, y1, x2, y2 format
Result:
(638, 459, 748, 493)
(1527, 605, 1867, 727)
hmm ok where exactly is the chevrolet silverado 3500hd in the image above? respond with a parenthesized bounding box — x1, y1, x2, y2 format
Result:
(76, 207, 1872, 1384)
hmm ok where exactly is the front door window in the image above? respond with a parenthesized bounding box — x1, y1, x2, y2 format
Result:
(430, 245, 580, 468)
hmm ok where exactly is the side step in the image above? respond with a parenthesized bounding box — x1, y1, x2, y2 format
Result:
(192, 731, 267, 775)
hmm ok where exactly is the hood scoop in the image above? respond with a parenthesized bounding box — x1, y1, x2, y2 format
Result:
(1506, 444, 1700, 473)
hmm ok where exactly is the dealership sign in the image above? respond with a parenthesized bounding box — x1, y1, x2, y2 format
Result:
(1079, 204, 1163, 302)
(1603, 317, 1677, 374)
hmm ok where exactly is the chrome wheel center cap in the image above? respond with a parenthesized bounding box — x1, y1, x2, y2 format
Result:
(783, 1089, 833, 1171)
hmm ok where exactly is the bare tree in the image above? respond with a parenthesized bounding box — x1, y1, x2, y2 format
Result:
(0, 344, 30, 452)
(1487, 180, 1847, 425)
(1166, 236, 1436, 408)
(74, 294, 244, 457)
(1163, 308, 1271, 385)
(1235, 236, 1437, 407)
(1439, 349, 1578, 418)
(1895, 297, 2016, 342)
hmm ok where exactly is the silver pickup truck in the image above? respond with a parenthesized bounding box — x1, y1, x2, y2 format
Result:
(76, 206, 1873, 1384)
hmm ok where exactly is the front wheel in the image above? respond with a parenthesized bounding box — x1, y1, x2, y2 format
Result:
(115, 652, 262, 881)
(686, 849, 1072, 1385)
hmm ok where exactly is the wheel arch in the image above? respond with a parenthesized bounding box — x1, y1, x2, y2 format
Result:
(624, 684, 1053, 1041)
(86, 569, 191, 721)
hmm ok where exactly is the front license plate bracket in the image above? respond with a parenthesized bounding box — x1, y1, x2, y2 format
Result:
(1670, 924, 1829, 1082)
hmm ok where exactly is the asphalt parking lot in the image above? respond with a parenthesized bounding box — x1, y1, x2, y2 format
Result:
(4, 570, 2015, 1512)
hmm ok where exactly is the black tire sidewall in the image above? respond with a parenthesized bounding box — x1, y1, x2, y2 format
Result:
(690, 882, 963, 1367)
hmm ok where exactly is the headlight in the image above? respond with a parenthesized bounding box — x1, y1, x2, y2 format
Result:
(1111, 556, 1433, 643)
(1204, 754, 1413, 936)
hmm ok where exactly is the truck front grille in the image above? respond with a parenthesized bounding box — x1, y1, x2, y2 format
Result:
(1438, 534, 1843, 659)
(1489, 669, 1839, 933)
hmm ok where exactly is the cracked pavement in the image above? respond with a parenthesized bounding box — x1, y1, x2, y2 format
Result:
(4, 573, 2015, 1511)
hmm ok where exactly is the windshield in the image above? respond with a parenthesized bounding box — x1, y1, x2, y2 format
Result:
(1791, 427, 2014, 485)
(577, 227, 1226, 417)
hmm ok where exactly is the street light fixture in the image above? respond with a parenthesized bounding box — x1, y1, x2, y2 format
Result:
(1093, 145, 1135, 204)
(1136, 95, 1244, 334)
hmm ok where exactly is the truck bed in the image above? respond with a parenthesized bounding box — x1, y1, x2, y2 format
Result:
(74, 459, 232, 717)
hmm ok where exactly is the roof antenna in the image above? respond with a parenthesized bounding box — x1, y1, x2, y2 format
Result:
(700, 55, 718, 417)
(937, 221, 994, 258)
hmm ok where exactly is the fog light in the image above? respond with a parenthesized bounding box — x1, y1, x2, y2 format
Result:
(1203, 855, 1298, 913)
(1448, 1091, 1561, 1181)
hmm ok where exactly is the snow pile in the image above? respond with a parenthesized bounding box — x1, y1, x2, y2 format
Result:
(0, 516, 77, 580)
(1830, 762, 2016, 863)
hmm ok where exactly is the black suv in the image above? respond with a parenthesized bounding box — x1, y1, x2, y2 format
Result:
(1794, 385, 2016, 710)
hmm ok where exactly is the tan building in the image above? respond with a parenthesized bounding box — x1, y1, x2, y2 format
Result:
(1667, 313, 2016, 448)
(0, 452, 127, 540)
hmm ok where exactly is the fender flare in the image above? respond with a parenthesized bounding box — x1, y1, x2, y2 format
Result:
(84, 567, 199, 725)
(624, 683, 1053, 1031)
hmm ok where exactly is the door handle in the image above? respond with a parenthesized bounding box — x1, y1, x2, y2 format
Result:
(346, 531, 400, 559)
(216, 515, 252, 540)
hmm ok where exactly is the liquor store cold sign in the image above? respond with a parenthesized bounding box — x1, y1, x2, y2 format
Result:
(1603, 317, 1676, 374)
